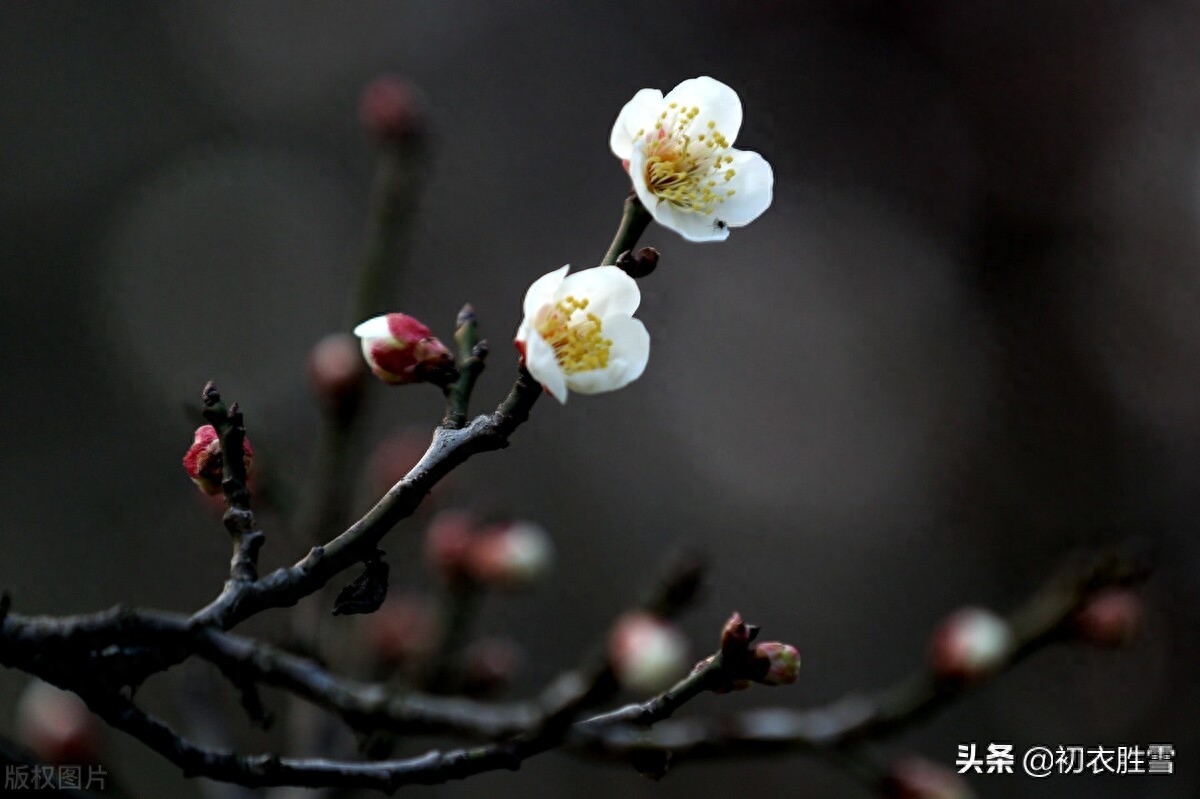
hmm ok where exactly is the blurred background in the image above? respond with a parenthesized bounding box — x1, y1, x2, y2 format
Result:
(1, 1, 1198, 797)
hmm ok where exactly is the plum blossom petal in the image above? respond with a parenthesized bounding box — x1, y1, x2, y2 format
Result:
(558, 265, 641, 317)
(717, 149, 774, 227)
(609, 75, 772, 242)
(523, 327, 569, 403)
(661, 76, 743, 143)
(521, 264, 569, 319)
(609, 88, 664, 161)
(514, 265, 650, 404)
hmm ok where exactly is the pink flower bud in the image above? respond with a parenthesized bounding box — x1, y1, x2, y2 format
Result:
(182, 425, 253, 496)
(353, 314, 457, 387)
(423, 510, 477, 580)
(365, 595, 440, 665)
(1074, 588, 1141, 648)
(17, 681, 99, 765)
(308, 332, 367, 406)
(609, 613, 689, 695)
(884, 757, 976, 799)
(359, 74, 426, 144)
(748, 641, 801, 686)
(465, 521, 554, 588)
(929, 607, 1013, 682)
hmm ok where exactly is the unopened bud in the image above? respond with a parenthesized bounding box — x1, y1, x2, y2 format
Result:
(1074, 588, 1141, 648)
(423, 510, 477, 580)
(359, 74, 425, 144)
(365, 595, 440, 665)
(466, 521, 553, 588)
(182, 425, 253, 496)
(16, 681, 99, 765)
(747, 641, 801, 686)
(929, 607, 1013, 682)
(884, 757, 976, 799)
(615, 246, 660, 278)
(609, 613, 689, 695)
(309, 333, 367, 407)
(462, 637, 523, 695)
(354, 314, 457, 387)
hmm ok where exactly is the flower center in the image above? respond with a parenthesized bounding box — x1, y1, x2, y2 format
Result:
(536, 296, 613, 374)
(637, 103, 738, 215)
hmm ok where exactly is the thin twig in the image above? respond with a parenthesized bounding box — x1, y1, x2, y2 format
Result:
(201, 383, 264, 584)
(442, 304, 489, 430)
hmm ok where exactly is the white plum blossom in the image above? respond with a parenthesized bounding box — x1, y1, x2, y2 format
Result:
(610, 76, 774, 242)
(514, 265, 650, 404)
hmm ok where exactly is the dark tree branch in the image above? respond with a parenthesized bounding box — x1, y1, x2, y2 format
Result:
(0, 545, 1145, 792)
(0, 554, 706, 792)
(191, 372, 542, 633)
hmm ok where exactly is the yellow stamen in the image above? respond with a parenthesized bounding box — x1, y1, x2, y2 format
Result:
(637, 102, 740, 217)
(536, 296, 613, 374)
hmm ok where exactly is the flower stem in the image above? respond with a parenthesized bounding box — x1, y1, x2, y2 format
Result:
(601, 194, 652, 266)
(350, 143, 428, 323)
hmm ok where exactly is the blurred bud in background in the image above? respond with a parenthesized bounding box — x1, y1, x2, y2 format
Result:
(365, 594, 441, 667)
(929, 607, 1013, 682)
(1074, 588, 1142, 648)
(883, 757, 976, 799)
(461, 637, 523, 696)
(465, 520, 554, 589)
(16, 681, 99, 765)
(609, 612, 689, 695)
(359, 74, 426, 146)
(308, 332, 367, 415)
(424, 510, 478, 581)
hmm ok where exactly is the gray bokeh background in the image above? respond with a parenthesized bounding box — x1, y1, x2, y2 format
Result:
(2, 1, 1198, 797)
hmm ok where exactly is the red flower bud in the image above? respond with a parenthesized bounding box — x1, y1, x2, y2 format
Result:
(17, 681, 99, 765)
(1074, 588, 1141, 648)
(182, 425, 253, 496)
(609, 613, 689, 695)
(354, 314, 456, 387)
(308, 332, 367, 406)
(359, 74, 426, 144)
(929, 607, 1013, 682)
